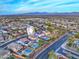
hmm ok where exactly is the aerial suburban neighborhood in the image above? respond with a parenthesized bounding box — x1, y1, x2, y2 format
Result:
(0, 15, 79, 59)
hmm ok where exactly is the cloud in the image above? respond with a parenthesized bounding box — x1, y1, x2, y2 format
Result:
(0, 0, 79, 15)
(56, 1, 79, 6)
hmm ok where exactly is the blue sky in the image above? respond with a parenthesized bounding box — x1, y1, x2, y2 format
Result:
(0, 0, 79, 15)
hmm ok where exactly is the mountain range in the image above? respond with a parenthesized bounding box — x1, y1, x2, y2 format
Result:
(1, 12, 79, 16)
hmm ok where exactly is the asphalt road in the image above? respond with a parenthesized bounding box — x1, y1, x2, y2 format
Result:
(36, 34, 68, 59)
(57, 48, 78, 59)
(0, 34, 27, 48)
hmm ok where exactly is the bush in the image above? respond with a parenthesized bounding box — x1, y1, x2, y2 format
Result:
(75, 32, 79, 38)
(7, 55, 16, 59)
(67, 43, 72, 47)
(38, 40, 44, 46)
(77, 48, 79, 52)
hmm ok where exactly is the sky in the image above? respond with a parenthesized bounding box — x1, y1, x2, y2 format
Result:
(0, 0, 79, 15)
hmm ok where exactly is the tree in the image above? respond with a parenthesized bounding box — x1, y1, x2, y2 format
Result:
(47, 27, 54, 32)
(38, 39, 44, 47)
(45, 21, 52, 27)
(45, 21, 54, 32)
(77, 48, 79, 52)
(75, 32, 79, 38)
(67, 42, 72, 47)
(7, 55, 16, 59)
(67, 37, 74, 47)
(48, 50, 58, 59)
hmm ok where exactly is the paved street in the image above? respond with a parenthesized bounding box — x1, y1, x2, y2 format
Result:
(36, 33, 68, 59)
(57, 48, 78, 59)
(0, 34, 27, 48)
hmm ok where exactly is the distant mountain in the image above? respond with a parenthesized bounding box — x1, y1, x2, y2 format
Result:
(1, 12, 79, 16)
(21, 12, 79, 16)
(22, 12, 51, 15)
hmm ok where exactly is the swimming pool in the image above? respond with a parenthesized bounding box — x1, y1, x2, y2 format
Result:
(31, 43, 39, 49)
(22, 48, 33, 56)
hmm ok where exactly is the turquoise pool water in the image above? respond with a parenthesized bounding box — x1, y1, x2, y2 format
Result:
(23, 48, 33, 56)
